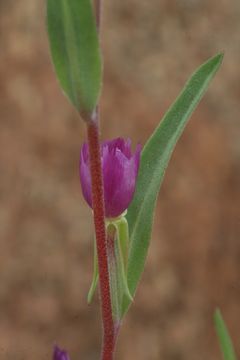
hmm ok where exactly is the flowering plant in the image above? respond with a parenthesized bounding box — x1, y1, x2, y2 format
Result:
(46, 1, 237, 359)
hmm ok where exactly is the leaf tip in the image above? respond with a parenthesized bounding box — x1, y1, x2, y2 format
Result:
(214, 307, 221, 320)
(214, 307, 237, 360)
(214, 307, 225, 330)
(210, 52, 224, 70)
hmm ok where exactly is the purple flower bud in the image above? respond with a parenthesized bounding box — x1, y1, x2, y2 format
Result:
(80, 138, 141, 218)
(53, 346, 70, 360)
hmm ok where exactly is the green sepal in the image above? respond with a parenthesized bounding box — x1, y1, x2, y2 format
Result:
(87, 239, 99, 304)
(114, 216, 129, 269)
(87, 214, 133, 308)
(107, 224, 121, 319)
(113, 218, 133, 303)
(106, 214, 133, 305)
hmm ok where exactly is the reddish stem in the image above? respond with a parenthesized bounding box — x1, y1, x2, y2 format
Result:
(87, 120, 115, 360)
(87, 1, 119, 358)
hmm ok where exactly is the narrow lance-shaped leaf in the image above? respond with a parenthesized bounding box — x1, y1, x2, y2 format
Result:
(47, 0, 102, 118)
(214, 309, 237, 360)
(122, 53, 223, 316)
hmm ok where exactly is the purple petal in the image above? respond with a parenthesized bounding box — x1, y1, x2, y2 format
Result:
(80, 156, 92, 208)
(134, 143, 141, 173)
(102, 147, 126, 217)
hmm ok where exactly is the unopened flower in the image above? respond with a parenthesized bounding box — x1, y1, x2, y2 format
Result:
(80, 138, 141, 218)
(53, 346, 70, 360)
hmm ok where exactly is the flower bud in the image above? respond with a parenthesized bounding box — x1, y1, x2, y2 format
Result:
(80, 138, 141, 218)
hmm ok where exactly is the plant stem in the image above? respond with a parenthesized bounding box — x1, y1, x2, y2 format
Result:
(87, 2, 118, 359)
(87, 118, 115, 360)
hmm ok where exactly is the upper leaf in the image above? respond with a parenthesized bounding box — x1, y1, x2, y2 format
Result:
(47, 0, 102, 118)
(122, 53, 223, 316)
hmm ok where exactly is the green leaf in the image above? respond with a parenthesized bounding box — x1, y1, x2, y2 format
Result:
(214, 309, 237, 360)
(47, 0, 102, 117)
(122, 53, 223, 316)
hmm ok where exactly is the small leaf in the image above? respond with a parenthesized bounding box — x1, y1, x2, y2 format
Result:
(122, 53, 223, 316)
(47, 0, 102, 118)
(214, 308, 237, 360)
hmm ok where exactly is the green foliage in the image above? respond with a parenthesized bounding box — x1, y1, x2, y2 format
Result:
(214, 309, 237, 360)
(122, 53, 223, 317)
(88, 215, 132, 318)
(47, 0, 102, 118)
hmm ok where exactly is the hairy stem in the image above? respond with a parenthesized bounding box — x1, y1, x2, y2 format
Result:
(87, 1, 119, 359)
(87, 120, 115, 360)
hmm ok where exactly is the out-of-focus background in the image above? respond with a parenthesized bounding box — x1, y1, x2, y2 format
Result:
(0, 1, 240, 359)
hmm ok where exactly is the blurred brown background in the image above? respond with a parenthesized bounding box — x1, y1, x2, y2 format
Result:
(0, 0, 240, 359)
